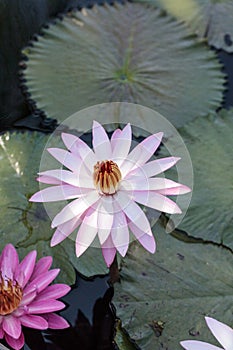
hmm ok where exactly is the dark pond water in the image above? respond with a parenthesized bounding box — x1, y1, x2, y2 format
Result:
(0, 1, 233, 350)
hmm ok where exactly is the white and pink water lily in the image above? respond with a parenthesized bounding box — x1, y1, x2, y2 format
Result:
(0, 244, 70, 350)
(180, 317, 233, 350)
(30, 121, 190, 266)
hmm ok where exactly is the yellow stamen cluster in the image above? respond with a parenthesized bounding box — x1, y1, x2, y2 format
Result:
(93, 160, 122, 195)
(0, 273, 23, 315)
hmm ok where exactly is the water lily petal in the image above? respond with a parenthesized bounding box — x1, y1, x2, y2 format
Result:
(51, 191, 99, 227)
(128, 156, 180, 178)
(15, 250, 37, 288)
(30, 184, 88, 202)
(5, 332, 24, 350)
(36, 175, 62, 185)
(133, 191, 182, 214)
(39, 169, 84, 187)
(3, 316, 21, 339)
(111, 211, 129, 257)
(27, 300, 65, 314)
(112, 123, 132, 166)
(121, 132, 163, 177)
(101, 235, 116, 267)
(20, 290, 37, 306)
(0, 244, 19, 280)
(28, 269, 60, 293)
(36, 284, 71, 300)
(92, 120, 112, 160)
(115, 191, 153, 235)
(75, 205, 99, 257)
(205, 317, 233, 350)
(97, 197, 114, 244)
(20, 314, 48, 330)
(30, 256, 53, 280)
(51, 216, 82, 246)
(45, 313, 70, 329)
(129, 221, 156, 253)
(61, 132, 79, 151)
(111, 128, 121, 150)
(180, 340, 222, 350)
(47, 147, 81, 172)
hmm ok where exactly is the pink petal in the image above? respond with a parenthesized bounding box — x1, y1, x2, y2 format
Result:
(36, 169, 85, 188)
(5, 332, 24, 350)
(111, 129, 121, 149)
(20, 290, 37, 306)
(132, 191, 182, 214)
(0, 326, 4, 338)
(36, 284, 71, 300)
(28, 269, 60, 293)
(30, 185, 88, 202)
(0, 244, 19, 280)
(111, 123, 132, 166)
(3, 316, 21, 339)
(61, 132, 79, 151)
(51, 191, 99, 228)
(36, 175, 62, 185)
(20, 315, 48, 330)
(75, 206, 98, 257)
(180, 341, 222, 350)
(45, 313, 70, 329)
(115, 191, 153, 236)
(27, 300, 65, 314)
(30, 256, 53, 280)
(122, 177, 190, 193)
(205, 317, 233, 350)
(128, 156, 180, 178)
(157, 185, 191, 195)
(92, 120, 112, 160)
(69, 137, 97, 172)
(47, 148, 81, 172)
(51, 216, 81, 246)
(101, 235, 116, 267)
(129, 221, 156, 253)
(97, 198, 114, 245)
(111, 211, 129, 257)
(15, 250, 37, 288)
(121, 132, 163, 177)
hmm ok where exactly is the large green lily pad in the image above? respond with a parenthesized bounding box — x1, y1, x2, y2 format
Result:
(23, 2, 224, 127)
(167, 109, 233, 250)
(135, 0, 233, 52)
(113, 222, 233, 350)
(0, 132, 109, 283)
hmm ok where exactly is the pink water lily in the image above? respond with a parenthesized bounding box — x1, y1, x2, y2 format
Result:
(30, 121, 190, 266)
(0, 244, 70, 350)
(180, 317, 233, 350)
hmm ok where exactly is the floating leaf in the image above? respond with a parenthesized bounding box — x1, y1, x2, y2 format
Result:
(134, 0, 233, 52)
(164, 109, 233, 250)
(113, 222, 233, 350)
(114, 320, 139, 350)
(0, 132, 109, 283)
(23, 2, 224, 127)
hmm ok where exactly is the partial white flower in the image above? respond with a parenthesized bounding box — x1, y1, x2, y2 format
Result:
(180, 317, 233, 350)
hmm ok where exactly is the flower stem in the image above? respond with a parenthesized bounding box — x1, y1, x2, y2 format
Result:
(109, 255, 120, 284)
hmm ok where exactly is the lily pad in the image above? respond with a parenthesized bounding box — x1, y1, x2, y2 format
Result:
(113, 222, 233, 350)
(0, 132, 109, 283)
(165, 109, 233, 250)
(23, 2, 224, 127)
(134, 0, 233, 52)
(114, 320, 139, 350)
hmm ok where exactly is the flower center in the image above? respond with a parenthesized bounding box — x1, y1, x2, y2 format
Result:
(0, 273, 23, 315)
(93, 160, 122, 195)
